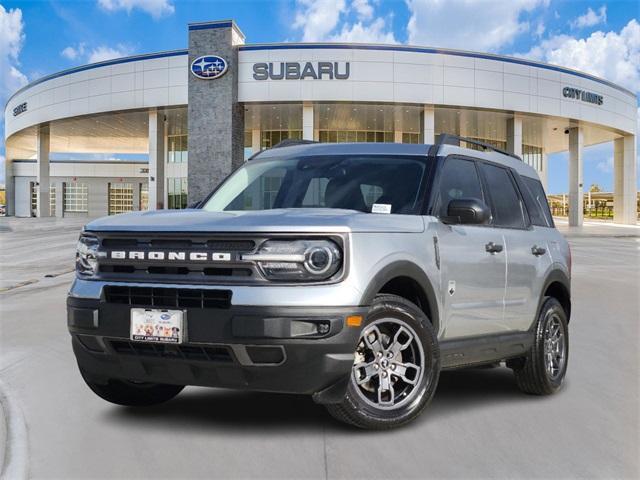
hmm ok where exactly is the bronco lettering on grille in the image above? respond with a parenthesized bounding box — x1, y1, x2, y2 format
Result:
(109, 251, 231, 262)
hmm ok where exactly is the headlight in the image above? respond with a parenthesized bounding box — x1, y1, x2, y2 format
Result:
(76, 234, 100, 275)
(243, 239, 342, 281)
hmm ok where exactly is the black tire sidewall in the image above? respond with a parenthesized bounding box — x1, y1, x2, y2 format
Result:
(534, 297, 569, 391)
(342, 295, 440, 427)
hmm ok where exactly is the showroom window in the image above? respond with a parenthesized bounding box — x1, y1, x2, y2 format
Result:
(108, 183, 134, 215)
(64, 183, 88, 213)
(167, 177, 188, 209)
(523, 145, 543, 172)
(168, 134, 188, 163)
(140, 183, 148, 210)
(318, 130, 393, 143)
(402, 133, 422, 144)
(261, 130, 302, 148)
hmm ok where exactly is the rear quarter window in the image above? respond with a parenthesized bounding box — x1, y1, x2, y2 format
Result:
(521, 176, 554, 227)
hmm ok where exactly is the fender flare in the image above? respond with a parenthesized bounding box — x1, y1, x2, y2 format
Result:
(359, 261, 440, 332)
(535, 268, 571, 325)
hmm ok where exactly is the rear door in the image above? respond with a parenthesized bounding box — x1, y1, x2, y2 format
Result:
(478, 163, 544, 332)
(434, 156, 507, 339)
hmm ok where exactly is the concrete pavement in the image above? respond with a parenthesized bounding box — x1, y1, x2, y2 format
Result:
(0, 218, 638, 479)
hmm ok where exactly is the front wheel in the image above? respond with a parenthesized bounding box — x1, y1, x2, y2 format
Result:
(326, 294, 440, 429)
(80, 369, 184, 406)
(511, 297, 569, 395)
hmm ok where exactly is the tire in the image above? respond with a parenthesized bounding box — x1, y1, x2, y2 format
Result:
(325, 294, 440, 429)
(512, 297, 569, 395)
(80, 369, 184, 407)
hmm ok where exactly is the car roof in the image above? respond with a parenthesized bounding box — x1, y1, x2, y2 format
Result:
(252, 142, 540, 180)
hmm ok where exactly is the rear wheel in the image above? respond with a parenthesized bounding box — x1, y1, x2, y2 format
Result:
(80, 370, 184, 406)
(511, 297, 569, 395)
(326, 294, 440, 429)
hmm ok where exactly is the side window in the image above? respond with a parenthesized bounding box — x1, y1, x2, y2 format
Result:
(479, 163, 526, 229)
(436, 157, 483, 217)
(522, 176, 554, 227)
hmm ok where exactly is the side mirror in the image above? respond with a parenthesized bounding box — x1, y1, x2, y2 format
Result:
(444, 198, 490, 225)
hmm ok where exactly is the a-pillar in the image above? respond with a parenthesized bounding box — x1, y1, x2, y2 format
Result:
(507, 114, 523, 158)
(613, 134, 637, 224)
(568, 127, 584, 226)
(36, 124, 51, 217)
(148, 108, 165, 211)
(303, 102, 314, 141)
(423, 105, 434, 144)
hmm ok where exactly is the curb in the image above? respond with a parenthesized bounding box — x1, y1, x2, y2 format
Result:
(0, 380, 28, 480)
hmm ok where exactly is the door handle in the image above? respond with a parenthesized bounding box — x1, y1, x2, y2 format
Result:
(485, 242, 503, 254)
(531, 245, 546, 256)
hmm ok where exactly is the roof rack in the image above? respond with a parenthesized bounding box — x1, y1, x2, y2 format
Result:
(432, 134, 522, 161)
(271, 139, 318, 149)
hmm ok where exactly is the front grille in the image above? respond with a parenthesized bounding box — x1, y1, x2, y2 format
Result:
(101, 237, 255, 252)
(108, 340, 234, 363)
(104, 286, 232, 309)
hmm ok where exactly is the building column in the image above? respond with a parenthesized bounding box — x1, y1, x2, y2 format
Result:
(394, 131, 403, 143)
(568, 127, 584, 227)
(423, 105, 435, 144)
(302, 102, 314, 141)
(507, 114, 523, 157)
(36, 124, 51, 217)
(5, 160, 15, 216)
(148, 108, 165, 211)
(613, 135, 637, 224)
(540, 152, 549, 191)
(251, 129, 261, 154)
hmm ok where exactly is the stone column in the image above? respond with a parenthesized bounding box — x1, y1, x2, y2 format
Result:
(568, 127, 584, 227)
(36, 124, 51, 217)
(148, 108, 165, 210)
(303, 102, 314, 141)
(507, 114, 523, 158)
(423, 105, 434, 144)
(188, 20, 245, 205)
(613, 135, 637, 224)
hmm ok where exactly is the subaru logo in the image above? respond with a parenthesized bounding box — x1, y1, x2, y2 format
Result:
(191, 55, 228, 80)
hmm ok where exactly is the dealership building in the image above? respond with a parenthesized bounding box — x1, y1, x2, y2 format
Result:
(3, 19, 637, 224)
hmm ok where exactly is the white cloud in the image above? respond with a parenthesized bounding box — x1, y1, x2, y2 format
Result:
(98, 0, 174, 19)
(352, 0, 374, 21)
(596, 156, 613, 173)
(0, 5, 28, 100)
(293, 0, 395, 43)
(571, 5, 606, 29)
(87, 44, 133, 63)
(406, 0, 547, 51)
(61, 43, 86, 60)
(293, 0, 347, 42)
(330, 18, 397, 43)
(522, 19, 640, 92)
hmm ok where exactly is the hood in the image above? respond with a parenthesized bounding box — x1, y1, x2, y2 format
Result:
(84, 208, 425, 234)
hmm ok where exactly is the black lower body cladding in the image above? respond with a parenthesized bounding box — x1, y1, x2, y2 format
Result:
(68, 296, 366, 400)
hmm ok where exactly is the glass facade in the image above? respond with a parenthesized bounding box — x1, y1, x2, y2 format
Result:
(168, 134, 188, 163)
(261, 130, 302, 148)
(140, 183, 149, 210)
(318, 130, 393, 143)
(167, 177, 188, 209)
(108, 183, 134, 215)
(30, 183, 57, 216)
(64, 183, 88, 213)
(522, 144, 543, 171)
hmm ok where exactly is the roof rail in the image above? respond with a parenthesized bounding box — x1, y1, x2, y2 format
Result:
(432, 133, 522, 161)
(271, 139, 318, 149)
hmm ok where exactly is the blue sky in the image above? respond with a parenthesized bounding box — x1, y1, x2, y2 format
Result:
(1, 0, 639, 193)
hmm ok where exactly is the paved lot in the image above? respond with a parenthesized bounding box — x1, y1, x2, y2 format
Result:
(0, 218, 638, 479)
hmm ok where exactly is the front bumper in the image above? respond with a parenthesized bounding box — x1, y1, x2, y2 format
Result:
(68, 295, 367, 403)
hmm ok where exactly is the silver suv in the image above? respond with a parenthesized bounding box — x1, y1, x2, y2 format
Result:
(68, 136, 571, 429)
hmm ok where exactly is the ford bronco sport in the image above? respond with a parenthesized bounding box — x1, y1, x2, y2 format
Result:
(68, 135, 571, 429)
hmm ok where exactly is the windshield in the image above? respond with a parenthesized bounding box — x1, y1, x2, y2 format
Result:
(201, 155, 428, 214)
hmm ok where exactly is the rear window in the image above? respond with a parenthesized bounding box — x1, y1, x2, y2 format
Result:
(521, 176, 554, 227)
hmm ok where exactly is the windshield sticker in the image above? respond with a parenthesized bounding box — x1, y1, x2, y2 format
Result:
(371, 203, 392, 214)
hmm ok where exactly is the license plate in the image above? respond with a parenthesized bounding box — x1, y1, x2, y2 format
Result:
(130, 308, 184, 344)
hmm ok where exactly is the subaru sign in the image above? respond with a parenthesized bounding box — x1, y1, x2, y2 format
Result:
(191, 55, 228, 80)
